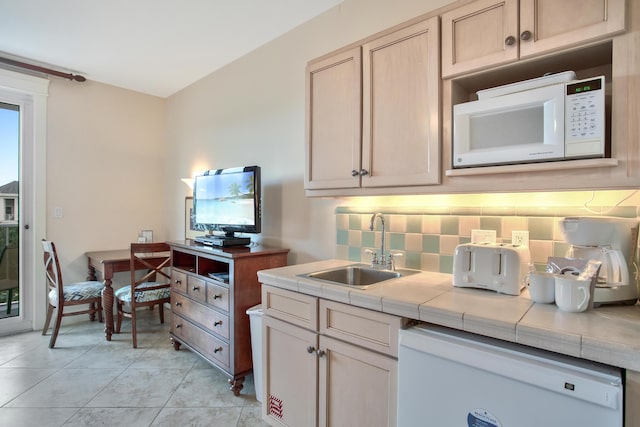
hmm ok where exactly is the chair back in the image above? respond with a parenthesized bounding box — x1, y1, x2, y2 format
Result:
(42, 240, 64, 303)
(129, 242, 172, 307)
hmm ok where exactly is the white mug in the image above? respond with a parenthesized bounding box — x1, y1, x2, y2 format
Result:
(555, 276, 591, 312)
(527, 272, 555, 303)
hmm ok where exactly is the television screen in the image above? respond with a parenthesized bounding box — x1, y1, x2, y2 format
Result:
(193, 166, 261, 236)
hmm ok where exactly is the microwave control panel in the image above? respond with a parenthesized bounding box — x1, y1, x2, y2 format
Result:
(564, 76, 605, 157)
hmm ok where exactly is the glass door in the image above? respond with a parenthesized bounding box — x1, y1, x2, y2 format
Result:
(0, 102, 20, 321)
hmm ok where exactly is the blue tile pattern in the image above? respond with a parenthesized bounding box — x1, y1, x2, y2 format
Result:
(335, 206, 640, 274)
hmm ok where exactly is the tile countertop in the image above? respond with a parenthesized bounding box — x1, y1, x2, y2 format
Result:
(257, 259, 640, 372)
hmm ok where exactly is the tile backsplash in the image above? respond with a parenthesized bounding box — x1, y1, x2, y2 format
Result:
(335, 205, 639, 273)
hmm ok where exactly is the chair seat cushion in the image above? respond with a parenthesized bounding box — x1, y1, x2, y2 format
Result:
(115, 282, 170, 306)
(48, 281, 103, 306)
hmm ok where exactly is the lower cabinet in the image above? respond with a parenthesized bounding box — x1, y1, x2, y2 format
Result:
(318, 335, 398, 427)
(262, 285, 402, 427)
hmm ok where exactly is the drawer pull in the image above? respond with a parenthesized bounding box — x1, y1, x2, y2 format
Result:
(214, 347, 223, 353)
(214, 320, 223, 326)
(175, 279, 182, 285)
(175, 302, 182, 307)
(306, 346, 316, 354)
(317, 349, 326, 358)
(175, 324, 182, 329)
(192, 286, 200, 291)
(213, 294, 222, 299)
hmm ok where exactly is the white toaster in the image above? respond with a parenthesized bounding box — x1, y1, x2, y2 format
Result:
(452, 243, 531, 295)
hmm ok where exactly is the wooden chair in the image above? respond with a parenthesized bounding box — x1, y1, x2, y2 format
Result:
(42, 240, 104, 348)
(115, 242, 171, 348)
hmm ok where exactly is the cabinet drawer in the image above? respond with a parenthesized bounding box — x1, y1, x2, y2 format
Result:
(171, 313, 230, 368)
(207, 282, 229, 312)
(320, 299, 403, 357)
(187, 276, 207, 304)
(263, 285, 318, 331)
(171, 293, 230, 340)
(171, 269, 187, 294)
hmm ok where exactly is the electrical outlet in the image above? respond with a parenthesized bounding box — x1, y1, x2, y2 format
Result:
(512, 231, 529, 247)
(471, 229, 496, 243)
(53, 207, 63, 219)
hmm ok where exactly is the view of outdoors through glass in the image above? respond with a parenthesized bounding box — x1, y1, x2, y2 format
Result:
(0, 103, 20, 318)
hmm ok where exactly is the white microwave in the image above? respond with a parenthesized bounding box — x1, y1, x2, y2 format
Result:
(452, 73, 606, 168)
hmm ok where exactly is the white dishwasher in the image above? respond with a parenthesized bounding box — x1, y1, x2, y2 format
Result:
(397, 325, 623, 427)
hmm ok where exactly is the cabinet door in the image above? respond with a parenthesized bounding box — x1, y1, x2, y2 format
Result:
(318, 335, 397, 427)
(305, 47, 362, 190)
(442, 0, 518, 78)
(520, 0, 626, 58)
(362, 16, 441, 187)
(263, 315, 318, 427)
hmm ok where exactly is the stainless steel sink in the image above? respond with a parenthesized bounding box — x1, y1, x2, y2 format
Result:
(300, 264, 418, 289)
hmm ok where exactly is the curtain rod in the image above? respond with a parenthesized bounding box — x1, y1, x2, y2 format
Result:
(0, 56, 86, 82)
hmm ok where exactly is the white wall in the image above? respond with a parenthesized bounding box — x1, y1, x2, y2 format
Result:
(46, 79, 165, 285)
(165, 0, 451, 264)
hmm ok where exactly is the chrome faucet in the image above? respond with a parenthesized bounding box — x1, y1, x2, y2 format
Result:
(369, 212, 387, 269)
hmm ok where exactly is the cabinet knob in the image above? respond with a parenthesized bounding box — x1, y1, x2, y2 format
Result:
(504, 35, 516, 46)
(213, 294, 222, 299)
(351, 169, 359, 177)
(520, 30, 532, 41)
(306, 345, 316, 354)
(175, 302, 182, 307)
(214, 347, 223, 353)
(214, 320, 223, 326)
(316, 349, 326, 358)
(359, 169, 369, 176)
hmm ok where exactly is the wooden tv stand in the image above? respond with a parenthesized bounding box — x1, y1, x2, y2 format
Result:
(168, 240, 289, 395)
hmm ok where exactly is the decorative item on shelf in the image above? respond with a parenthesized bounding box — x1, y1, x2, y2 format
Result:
(139, 230, 153, 243)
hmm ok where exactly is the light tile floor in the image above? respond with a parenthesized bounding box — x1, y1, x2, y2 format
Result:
(0, 309, 268, 427)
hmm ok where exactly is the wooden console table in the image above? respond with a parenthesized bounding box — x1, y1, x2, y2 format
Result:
(168, 240, 289, 395)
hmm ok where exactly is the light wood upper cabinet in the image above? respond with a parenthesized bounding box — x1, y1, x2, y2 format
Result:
(305, 16, 440, 193)
(362, 17, 441, 188)
(442, 0, 519, 78)
(442, 0, 626, 78)
(305, 47, 362, 190)
(520, 0, 626, 58)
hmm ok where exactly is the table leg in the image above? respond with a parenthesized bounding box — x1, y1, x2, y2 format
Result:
(87, 263, 114, 341)
(102, 279, 114, 341)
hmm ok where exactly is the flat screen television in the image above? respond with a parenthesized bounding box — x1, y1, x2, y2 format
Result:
(192, 166, 261, 245)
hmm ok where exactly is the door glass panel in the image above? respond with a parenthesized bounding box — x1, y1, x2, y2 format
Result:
(0, 102, 20, 319)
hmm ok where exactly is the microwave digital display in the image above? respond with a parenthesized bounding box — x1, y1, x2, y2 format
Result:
(566, 78, 602, 95)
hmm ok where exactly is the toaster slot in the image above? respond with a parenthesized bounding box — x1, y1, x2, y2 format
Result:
(493, 252, 502, 276)
(464, 248, 472, 272)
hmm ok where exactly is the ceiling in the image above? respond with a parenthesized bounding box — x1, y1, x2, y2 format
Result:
(0, 0, 343, 98)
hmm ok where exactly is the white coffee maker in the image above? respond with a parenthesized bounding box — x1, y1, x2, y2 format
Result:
(559, 216, 639, 306)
